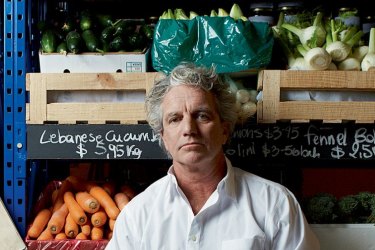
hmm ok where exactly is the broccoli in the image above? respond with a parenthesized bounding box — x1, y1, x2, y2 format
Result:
(337, 195, 360, 223)
(356, 192, 375, 213)
(304, 192, 337, 224)
(366, 195, 375, 223)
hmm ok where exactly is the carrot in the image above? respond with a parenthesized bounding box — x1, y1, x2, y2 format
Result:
(63, 191, 87, 225)
(108, 218, 116, 231)
(37, 227, 54, 240)
(91, 208, 107, 227)
(51, 189, 59, 204)
(65, 213, 79, 238)
(27, 208, 52, 239)
(102, 181, 116, 197)
(52, 180, 72, 213)
(90, 226, 104, 240)
(76, 232, 88, 240)
(75, 191, 100, 213)
(80, 221, 91, 236)
(89, 186, 120, 220)
(114, 192, 130, 211)
(120, 184, 136, 199)
(48, 203, 69, 234)
(55, 232, 67, 240)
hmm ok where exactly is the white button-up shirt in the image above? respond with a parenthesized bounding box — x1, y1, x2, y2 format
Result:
(106, 157, 320, 250)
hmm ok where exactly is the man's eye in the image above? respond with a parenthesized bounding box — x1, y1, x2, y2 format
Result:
(197, 113, 210, 121)
(169, 117, 180, 123)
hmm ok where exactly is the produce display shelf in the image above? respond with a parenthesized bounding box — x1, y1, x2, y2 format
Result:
(26, 72, 161, 125)
(257, 70, 375, 124)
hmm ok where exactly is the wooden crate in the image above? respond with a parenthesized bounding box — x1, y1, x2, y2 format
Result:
(26, 72, 161, 124)
(257, 70, 375, 123)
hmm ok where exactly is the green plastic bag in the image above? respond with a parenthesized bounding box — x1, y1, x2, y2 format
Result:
(151, 16, 274, 74)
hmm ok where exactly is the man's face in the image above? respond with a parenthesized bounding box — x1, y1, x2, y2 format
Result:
(161, 85, 229, 167)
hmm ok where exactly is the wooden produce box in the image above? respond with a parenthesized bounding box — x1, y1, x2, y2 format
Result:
(257, 70, 375, 123)
(26, 72, 161, 124)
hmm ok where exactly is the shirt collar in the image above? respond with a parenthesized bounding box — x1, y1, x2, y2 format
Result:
(167, 156, 237, 203)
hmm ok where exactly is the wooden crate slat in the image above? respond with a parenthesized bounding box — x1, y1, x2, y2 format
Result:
(47, 103, 146, 121)
(28, 74, 47, 124)
(279, 70, 375, 90)
(278, 102, 375, 121)
(257, 70, 375, 123)
(26, 72, 160, 124)
(31, 73, 157, 90)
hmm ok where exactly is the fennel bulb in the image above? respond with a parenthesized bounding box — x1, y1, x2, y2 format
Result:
(352, 46, 369, 62)
(297, 45, 332, 70)
(338, 57, 361, 70)
(361, 28, 375, 71)
(281, 12, 326, 49)
(326, 29, 363, 62)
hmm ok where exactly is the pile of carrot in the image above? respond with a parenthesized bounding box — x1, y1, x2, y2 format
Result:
(27, 176, 135, 241)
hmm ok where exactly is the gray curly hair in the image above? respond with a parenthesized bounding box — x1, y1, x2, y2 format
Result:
(145, 63, 237, 152)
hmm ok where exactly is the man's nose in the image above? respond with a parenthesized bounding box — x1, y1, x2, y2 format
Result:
(182, 116, 197, 135)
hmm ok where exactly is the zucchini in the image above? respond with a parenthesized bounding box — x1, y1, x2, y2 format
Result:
(40, 29, 57, 53)
(66, 30, 82, 54)
(82, 30, 103, 53)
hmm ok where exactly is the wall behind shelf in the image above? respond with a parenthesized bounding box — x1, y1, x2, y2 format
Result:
(57, 0, 374, 19)
(303, 167, 375, 198)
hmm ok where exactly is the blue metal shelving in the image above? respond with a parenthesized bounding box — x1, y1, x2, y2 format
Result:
(3, 0, 28, 236)
(0, 0, 4, 201)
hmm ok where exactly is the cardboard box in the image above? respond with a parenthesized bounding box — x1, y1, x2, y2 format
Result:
(257, 70, 375, 123)
(0, 198, 27, 250)
(311, 224, 375, 250)
(39, 49, 150, 73)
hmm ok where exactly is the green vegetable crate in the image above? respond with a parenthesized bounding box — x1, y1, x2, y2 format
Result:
(38, 48, 150, 73)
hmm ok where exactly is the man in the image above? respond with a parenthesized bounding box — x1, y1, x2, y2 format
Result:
(106, 63, 320, 249)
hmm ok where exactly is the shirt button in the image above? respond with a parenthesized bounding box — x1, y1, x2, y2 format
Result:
(191, 235, 197, 242)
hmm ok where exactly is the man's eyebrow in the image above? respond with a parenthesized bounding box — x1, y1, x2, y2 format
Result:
(165, 111, 180, 118)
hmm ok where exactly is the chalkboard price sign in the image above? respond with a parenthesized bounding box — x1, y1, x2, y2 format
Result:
(225, 123, 375, 161)
(27, 123, 375, 161)
(27, 124, 167, 159)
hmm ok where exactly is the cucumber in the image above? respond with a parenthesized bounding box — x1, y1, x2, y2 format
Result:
(113, 19, 136, 37)
(96, 14, 114, 28)
(126, 32, 147, 51)
(80, 15, 92, 31)
(82, 30, 103, 53)
(40, 29, 57, 53)
(66, 30, 82, 54)
(56, 41, 68, 54)
(61, 17, 75, 33)
(100, 26, 115, 43)
(140, 24, 154, 40)
(109, 36, 125, 52)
